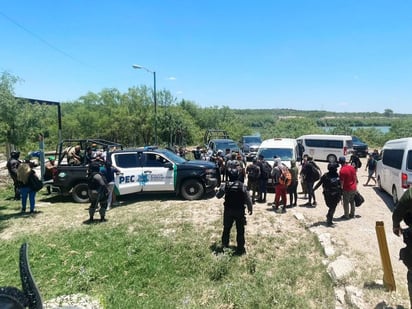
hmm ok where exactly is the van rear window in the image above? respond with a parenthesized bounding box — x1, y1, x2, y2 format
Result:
(382, 149, 404, 169)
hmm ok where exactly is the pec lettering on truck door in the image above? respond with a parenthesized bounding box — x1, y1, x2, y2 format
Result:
(113, 152, 144, 195)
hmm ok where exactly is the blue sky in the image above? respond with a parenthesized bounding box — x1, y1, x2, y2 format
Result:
(1, 1, 411, 113)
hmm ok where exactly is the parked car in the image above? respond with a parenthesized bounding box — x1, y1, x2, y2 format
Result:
(51, 139, 219, 202)
(240, 135, 262, 161)
(352, 136, 369, 157)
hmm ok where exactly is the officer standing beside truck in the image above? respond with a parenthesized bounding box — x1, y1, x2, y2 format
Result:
(7, 151, 21, 200)
(87, 163, 110, 222)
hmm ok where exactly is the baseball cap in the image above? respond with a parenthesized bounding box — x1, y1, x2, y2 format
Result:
(338, 156, 346, 164)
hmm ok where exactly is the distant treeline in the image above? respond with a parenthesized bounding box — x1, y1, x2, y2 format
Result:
(1, 71, 411, 155)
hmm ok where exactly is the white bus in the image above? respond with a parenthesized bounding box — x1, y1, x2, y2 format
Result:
(296, 134, 353, 163)
(376, 137, 412, 204)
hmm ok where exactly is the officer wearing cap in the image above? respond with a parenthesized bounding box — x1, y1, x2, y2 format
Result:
(216, 166, 253, 255)
(7, 151, 21, 200)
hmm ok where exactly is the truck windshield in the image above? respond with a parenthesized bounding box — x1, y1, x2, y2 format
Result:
(244, 137, 262, 143)
(258, 148, 293, 161)
(160, 149, 187, 164)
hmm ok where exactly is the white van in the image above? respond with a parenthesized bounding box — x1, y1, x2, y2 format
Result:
(376, 137, 412, 204)
(256, 138, 298, 168)
(297, 134, 353, 163)
(256, 138, 298, 190)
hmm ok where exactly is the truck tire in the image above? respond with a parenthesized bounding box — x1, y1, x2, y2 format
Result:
(72, 183, 90, 203)
(180, 179, 204, 200)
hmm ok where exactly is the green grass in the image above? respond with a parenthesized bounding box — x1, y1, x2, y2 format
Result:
(0, 186, 335, 308)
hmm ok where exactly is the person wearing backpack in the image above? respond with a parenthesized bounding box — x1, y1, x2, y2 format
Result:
(287, 159, 299, 207)
(301, 155, 321, 207)
(215, 167, 253, 255)
(313, 162, 342, 227)
(364, 153, 377, 186)
(270, 158, 288, 213)
(246, 157, 261, 204)
(349, 153, 362, 171)
(256, 154, 270, 203)
(16, 161, 39, 214)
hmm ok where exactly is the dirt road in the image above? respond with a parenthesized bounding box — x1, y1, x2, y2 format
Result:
(276, 158, 410, 308)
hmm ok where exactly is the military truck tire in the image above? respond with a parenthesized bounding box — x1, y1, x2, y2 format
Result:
(180, 179, 204, 200)
(72, 183, 90, 203)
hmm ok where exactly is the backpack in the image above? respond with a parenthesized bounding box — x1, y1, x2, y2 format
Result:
(261, 161, 272, 179)
(224, 180, 245, 209)
(247, 164, 260, 181)
(278, 165, 292, 187)
(351, 155, 362, 169)
(306, 162, 320, 181)
(28, 173, 43, 192)
(323, 174, 342, 197)
(312, 164, 321, 181)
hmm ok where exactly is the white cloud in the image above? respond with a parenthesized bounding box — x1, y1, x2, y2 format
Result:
(167, 76, 176, 81)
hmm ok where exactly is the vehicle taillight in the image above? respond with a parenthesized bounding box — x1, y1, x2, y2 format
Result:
(402, 173, 409, 189)
(343, 147, 347, 155)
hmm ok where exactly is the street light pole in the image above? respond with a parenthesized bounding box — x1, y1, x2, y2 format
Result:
(132, 64, 158, 145)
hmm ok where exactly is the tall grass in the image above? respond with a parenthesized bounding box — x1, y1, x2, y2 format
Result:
(0, 187, 335, 308)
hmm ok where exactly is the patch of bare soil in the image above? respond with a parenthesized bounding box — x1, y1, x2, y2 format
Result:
(0, 158, 410, 308)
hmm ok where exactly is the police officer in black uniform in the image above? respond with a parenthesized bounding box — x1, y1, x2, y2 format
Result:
(393, 187, 412, 307)
(87, 163, 110, 222)
(216, 167, 253, 255)
(6, 151, 21, 200)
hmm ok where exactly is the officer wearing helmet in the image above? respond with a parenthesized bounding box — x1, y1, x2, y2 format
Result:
(87, 162, 110, 222)
(6, 151, 21, 200)
(215, 165, 253, 255)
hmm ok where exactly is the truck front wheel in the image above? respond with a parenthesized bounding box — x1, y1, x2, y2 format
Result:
(72, 183, 90, 203)
(180, 179, 205, 200)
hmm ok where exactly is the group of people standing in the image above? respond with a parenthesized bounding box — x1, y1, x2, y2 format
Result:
(6, 151, 51, 214)
(6, 146, 119, 223)
(215, 152, 369, 255)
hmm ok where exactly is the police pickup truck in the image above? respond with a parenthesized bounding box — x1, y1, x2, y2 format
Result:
(51, 139, 219, 203)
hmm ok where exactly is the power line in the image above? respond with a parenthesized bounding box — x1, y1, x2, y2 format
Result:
(0, 10, 91, 67)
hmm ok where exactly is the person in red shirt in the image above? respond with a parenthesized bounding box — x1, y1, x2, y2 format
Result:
(338, 156, 358, 219)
